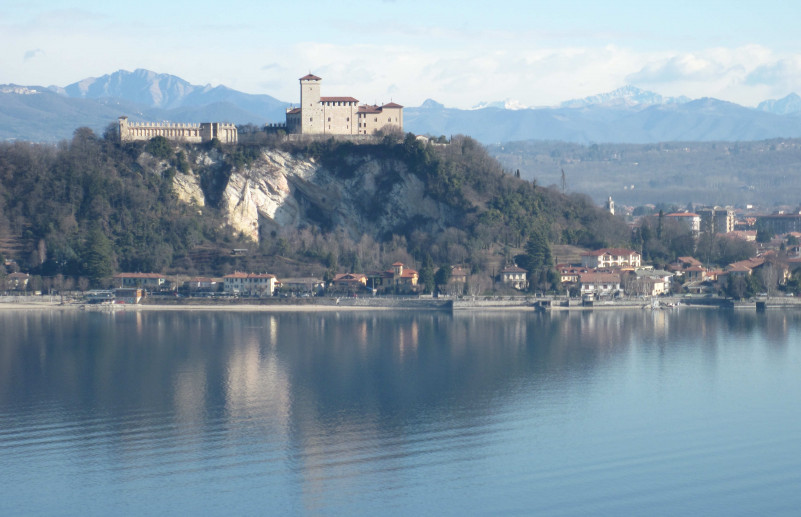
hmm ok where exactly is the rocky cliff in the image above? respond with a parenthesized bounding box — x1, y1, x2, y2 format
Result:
(176, 147, 452, 243)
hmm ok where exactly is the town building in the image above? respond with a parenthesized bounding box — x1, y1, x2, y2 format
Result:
(284, 74, 403, 136)
(114, 272, 167, 289)
(580, 249, 641, 269)
(579, 272, 621, 298)
(501, 265, 528, 290)
(117, 116, 237, 144)
(223, 272, 276, 296)
(278, 277, 325, 296)
(757, 214, 801, 235)
(331, 273, 368, 290)
(365, 263, 419, 290)
(697, 206, 735, 234)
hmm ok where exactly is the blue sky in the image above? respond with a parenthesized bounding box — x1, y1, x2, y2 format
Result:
(2, 0, 801, 108)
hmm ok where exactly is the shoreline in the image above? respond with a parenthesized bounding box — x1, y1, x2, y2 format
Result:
(1, 298, 798, 312)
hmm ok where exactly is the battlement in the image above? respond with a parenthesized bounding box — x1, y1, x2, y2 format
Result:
(117, 116, 237, 144)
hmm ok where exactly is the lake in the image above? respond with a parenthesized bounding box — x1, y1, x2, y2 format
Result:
(1, 308, 800, 516)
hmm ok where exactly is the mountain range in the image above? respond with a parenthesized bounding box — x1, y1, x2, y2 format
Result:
(2, 69, 801, 144)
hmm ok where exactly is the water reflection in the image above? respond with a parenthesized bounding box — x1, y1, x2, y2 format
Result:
(0, 308, 799, 515)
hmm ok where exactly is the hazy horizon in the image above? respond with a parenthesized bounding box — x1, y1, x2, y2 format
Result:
(2, 1, 801, 110)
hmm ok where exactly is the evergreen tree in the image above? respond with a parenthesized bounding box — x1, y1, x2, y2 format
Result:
(82, 226, 114, 286)
(419, 254, 436, 294)
(434, 265, 451, 289)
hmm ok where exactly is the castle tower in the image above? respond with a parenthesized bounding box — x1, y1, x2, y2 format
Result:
(606, 196, 615, 215)
(118, 116, 130, 142)
(300, 74, 323, 134)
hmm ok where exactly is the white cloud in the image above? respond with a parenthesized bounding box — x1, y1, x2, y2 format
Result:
(1, 5, 799, 110)
(23, 48, 44, 61)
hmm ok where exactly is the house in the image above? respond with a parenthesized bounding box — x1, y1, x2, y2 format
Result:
(183, 277, 218, 291)
(6, 272, 30, 289)
(581, 248, 641, 269)
(331, 273, 368, 288)
(626, 270, 671, 296)
(278, 277, 326, 295)
(114, 272, 167, 289)
(223, 272, 277, 296)
(365, 263, 419, 289)
(557, 265, 591, 284)
(449, 266, 469, 284)
(683, 266, 708, 283)
(579, 272, 622, 297)
(501, 265, 528, 290)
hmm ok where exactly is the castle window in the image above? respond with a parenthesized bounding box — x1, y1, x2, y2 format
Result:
(346, 117, 349, 122)
(374, 118, 378, 122)
(328, 117, 331, 122)
(309, 118, 313, 122)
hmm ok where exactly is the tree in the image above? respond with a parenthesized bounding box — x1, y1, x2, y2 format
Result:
(418, 254, 436, 294)
(82, 227, 114, 286)
(434, 266, 451, 290)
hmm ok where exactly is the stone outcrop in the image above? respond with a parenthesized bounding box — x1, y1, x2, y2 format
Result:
(167, 148, 451, 244)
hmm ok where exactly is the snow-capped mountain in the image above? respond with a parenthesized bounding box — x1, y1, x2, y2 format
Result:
(471, 99, 529, 110)
(559, 85, 691, 109)
(757, 93, 801, 115)
(4, 70, 801, 144)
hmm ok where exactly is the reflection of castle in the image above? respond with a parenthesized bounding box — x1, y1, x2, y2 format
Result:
(285, 74, 403, 136)
(117, 116, 238, 144)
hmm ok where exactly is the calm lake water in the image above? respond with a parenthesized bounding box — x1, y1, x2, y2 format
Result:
(1, 308, 800, 516)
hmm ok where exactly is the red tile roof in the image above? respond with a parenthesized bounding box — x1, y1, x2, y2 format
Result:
(300, 74, 321, 81)
(579, 272, 621, 283)
(382, 102, 404, 109)
(358, 105, 382, 114)
(286, 108, 301, 114)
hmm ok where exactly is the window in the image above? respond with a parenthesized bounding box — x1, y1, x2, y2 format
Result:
(346, 117, 349, 121)
(374, 117, 378, 122)
(328, 117, 331, 122)
(310, 118, 313, 122)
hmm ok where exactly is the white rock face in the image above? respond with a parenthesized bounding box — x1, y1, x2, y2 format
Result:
(173, 172, 205, 207)
(173, 148, 449, 244)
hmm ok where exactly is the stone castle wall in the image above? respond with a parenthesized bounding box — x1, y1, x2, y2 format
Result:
(118, 117, 237, 144)
(288, 75, 402, 137)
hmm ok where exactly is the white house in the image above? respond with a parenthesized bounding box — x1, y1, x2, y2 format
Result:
(579, 272, 622, 297)
(581, 249, 641, 269)
(223, 272, 277, 296)
(501, 265, 528, 290)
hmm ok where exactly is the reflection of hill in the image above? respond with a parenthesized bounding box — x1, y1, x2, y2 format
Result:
(0, 310, 793, 444)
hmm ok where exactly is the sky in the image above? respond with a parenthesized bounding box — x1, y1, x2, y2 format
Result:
(2, 0, 801, 109)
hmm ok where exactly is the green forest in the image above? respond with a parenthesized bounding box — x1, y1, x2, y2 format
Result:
(0, 127, 746, 291)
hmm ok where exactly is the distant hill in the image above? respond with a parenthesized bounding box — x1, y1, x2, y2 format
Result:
(3, 70, 801, 145)
(405, 97, 801, 145)
(490, 138, 801, 208)
(0, 70, 289, 142)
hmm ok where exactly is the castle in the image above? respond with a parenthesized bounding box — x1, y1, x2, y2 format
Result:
(116, 73, 401, 143)
(284, 74, 403, 136)
(117, 116, 238, 144)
